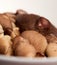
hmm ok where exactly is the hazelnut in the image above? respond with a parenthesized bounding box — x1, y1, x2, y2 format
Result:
(0, 35, 13, 56)
(46, 43, 57, 57)
(13, 36, 36, 57)
(21, 30, 48, 53)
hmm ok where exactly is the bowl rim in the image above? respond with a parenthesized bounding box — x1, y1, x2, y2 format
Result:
(0, 55, 57, 63)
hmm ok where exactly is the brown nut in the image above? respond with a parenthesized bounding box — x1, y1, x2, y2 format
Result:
(13, 36, 36, 57)
(0, 14, 12, 29)
(16, 13, 57, 36)
(16, 14, 40, 32)
(46, 43, 57, 57)
(21, 30, 48, 53)
(46, 34, 57, 43)
(0, 14, 13, 35)
(3, 12, 16, 22)
(36, 17, 50, 35)
(0, 35, 13, 56)
(3, 12, 16, 19)
(2, 13, 16, 23)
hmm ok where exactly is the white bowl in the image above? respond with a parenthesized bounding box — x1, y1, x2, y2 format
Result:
(0, 0, 57, 65)
(0, 55, 57, 65)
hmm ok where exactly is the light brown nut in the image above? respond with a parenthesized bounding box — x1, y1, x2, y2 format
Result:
(21, 30, 48, 53)
(3, 13, 16, 23)
(0, 24, 4, 38)
(2, 14, 9, 20)
(46, 43, 57, 57)
(0, 24, 4, 34)
(0, 35, 13, 56)
(13, 36, 36, 57)
(11, 22, 19, 38)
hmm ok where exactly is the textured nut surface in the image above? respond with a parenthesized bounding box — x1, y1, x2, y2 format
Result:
(11, 22, 19, 38)
(0, 14, 12, 30)
(16, 14, 40, 32)
(3, 13, 16, 24)
(46, 34, 57, 43)
(13, 36, 36, 57)
(46, 43, 57, 57)
(4, 12, 16, 19)
(21, 30, 48, 53)
(0, 35, 12, 56)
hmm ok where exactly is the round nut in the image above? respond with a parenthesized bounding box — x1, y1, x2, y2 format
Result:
(13, 36, 36, 57)
(21, 30, 48, 53)
(46, 43, 57, 57)
(0, 35, 12, 56)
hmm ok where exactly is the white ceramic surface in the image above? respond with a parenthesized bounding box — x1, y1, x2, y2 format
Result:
(0, 55, 57, 65)
(0, 0, 57, 65)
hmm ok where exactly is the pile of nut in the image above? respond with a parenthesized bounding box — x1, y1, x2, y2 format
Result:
(0, 9, 57, 57)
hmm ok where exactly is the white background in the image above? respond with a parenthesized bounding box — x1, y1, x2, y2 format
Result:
(0, 0, 57, 27)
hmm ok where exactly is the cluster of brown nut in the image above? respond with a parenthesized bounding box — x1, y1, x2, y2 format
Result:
(0, 9, 57, 57)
